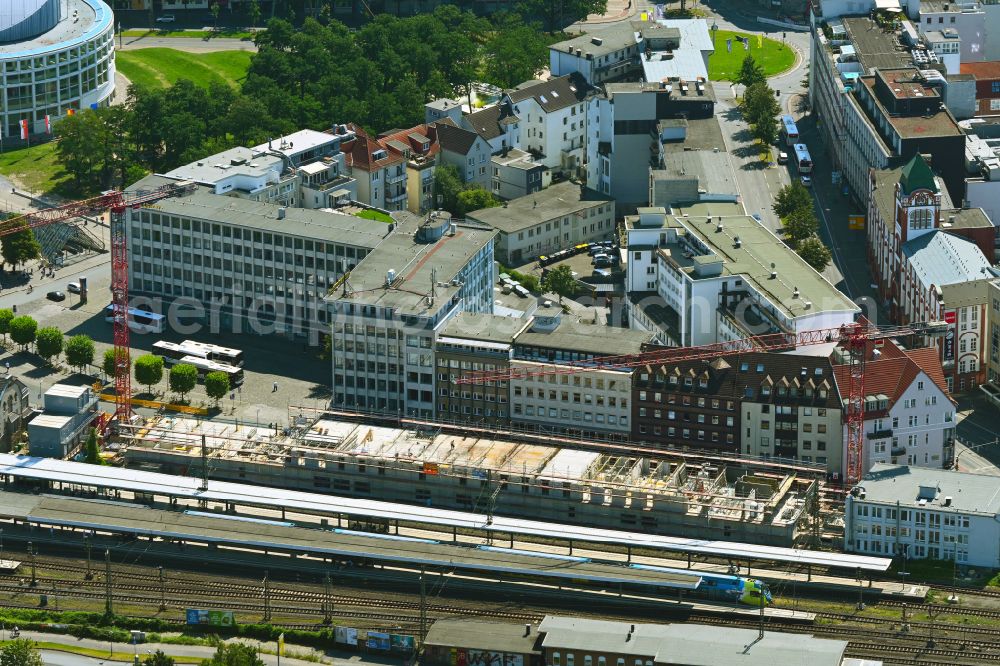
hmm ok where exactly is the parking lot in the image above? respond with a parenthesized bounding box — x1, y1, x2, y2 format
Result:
(515, 242, 625, 283)
(5, 292, 331, 429)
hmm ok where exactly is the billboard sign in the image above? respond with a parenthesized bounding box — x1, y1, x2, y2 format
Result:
(848, 214, 865, 231)
(186, 609, 235, 627)
(944, 310, 957, 325)
(367, 632, 390, 651)
(390, 634, 416, 652)
(335, 627, 358, 646)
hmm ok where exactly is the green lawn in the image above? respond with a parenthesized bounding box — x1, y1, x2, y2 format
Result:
(116, 48, 253, 90)
(354, 209, 394, 224)
(122, 29, 257, 40)
(0, 142, 71, 196)
(707, 30, 795, 82)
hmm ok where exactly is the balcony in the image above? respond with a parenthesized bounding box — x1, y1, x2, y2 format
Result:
(387, 190, 407, 204)
(891, 445, 907, 457)
(867, 428, 893, 440)
(387, 172, 406, 185)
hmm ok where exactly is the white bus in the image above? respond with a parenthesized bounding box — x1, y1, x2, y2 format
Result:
(152, 340, 244, 367)
(104, 305, 166, 334)
(793, 143, 813, 174)
(176, 355, 245, 386)
(780, 115, 799, 147)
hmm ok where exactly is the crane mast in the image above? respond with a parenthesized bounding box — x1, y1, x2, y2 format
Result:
(0, 181, 194, 423)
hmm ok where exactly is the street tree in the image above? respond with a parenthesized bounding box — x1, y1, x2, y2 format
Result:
(169, 363, 198, 402)
(35, 326, 64, 364)
(751, 114, 779, 148)
(0, 226, 40, 271)
(83, 427, 101, 465)
(742, 82, 780, 127)
(248, 0, 262, 27)
(773, 181, 814, 220)
(205, 371, 230, 407)
(202, 642, 265, 666)
(0, 308, 14, 342)
(542, 264, 578, 304)
(134, 354, 164, 394)
(797, 235, 833, 272)
(433, 164, 464, 214)
(65, 334, 96, 373)
(782, 206, 820, 246)
(103, 348, 131, 378)
(738, 54, 767, 90)
(0, 638, 43, 666)
(9, 315, 37, 351)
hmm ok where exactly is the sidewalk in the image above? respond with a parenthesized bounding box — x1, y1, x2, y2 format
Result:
(12, 630, 401, 666)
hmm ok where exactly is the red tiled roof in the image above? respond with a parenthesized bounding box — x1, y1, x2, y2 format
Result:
(377, 123, 442, 160)
(961, 61, 1000, 80)
(344, 124, 404, 172)
(832, 342, 954, 410)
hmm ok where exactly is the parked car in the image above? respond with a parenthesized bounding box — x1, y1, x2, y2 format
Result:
(801, 175, 812, 187)
(67, 281, 81, 294)
(46, 291, 65, 302)
(155, 14, 176, 23)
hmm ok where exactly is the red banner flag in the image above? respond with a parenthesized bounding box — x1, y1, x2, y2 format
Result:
(19, 119, 28, 140)
(45, 115, 51, 134)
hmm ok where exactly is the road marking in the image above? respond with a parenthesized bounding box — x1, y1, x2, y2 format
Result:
(809, 185, 852, 296)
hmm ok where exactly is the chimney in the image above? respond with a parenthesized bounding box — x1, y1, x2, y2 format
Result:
(524, 624, 531, 637)
(793, 287, 800, 299)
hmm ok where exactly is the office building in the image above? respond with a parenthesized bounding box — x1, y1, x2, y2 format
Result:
(329, 211, 496, 418)
(434, 312, 530, 428)
(624, 204, 859, 348)
(465, 180, 614, 265)
(846, 463, 993, 566)
(509, 314, 653, 437)
(650, 117, 738, 208)
(125, 174, 387, 339)
(0, 0, 116, 137)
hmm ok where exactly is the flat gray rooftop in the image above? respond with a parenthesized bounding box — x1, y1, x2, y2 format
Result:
(515, 318, 654, 357)
(0, 0, 110, 57)
(844, 17, 912, 72)
(438, 312, 528, 344)
(660, 116, 726, 153)
(424, 619, 541, 653)
(162, 148, 284, 185)
(1, 492, 703, 590)
(329, 212, 495, 314)
(128, 174, 385, 248)
(859, 464, 1000, 515)
(549, 23, 638, 59)
(467, 181, 613, 234)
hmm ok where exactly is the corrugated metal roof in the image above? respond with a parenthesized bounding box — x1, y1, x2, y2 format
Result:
(901, 230, 992, 288)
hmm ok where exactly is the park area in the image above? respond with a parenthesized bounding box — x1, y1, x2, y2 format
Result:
(707, 30, 795, 81)
(116, 48, 253, 90)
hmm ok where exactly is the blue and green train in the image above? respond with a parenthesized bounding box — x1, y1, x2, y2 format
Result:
(630, 563, 773, 606)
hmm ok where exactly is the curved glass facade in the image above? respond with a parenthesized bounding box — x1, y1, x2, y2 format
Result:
(0, 0, 115, 138)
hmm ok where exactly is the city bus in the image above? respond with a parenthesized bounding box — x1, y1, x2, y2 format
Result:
(780, 115, 799, 147)
(104, 305, 166, 334)
(793, 143, 813, 174)
(152, 340, 244, 367)
(176, 355, 245, 386)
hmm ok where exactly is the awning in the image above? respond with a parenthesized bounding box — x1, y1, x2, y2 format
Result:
(875, 0, 902, 11)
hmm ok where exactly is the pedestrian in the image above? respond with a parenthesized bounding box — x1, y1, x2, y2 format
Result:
(5, 361, 9, 374)
(272, 381, 278, 392)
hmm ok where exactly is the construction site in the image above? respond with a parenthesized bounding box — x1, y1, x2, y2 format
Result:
(119, 412, 829, 547)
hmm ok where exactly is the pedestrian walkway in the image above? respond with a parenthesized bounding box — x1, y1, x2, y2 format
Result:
(13, 630, 400, 666)
(582, 0, 634, 24)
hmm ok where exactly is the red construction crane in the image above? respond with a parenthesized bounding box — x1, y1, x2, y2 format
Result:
(456, 318, 949, 485)
(0, 181, 194, 423)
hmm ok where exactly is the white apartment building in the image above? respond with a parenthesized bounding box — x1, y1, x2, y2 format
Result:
(328, 212, 496, 418)
(126, 174, 386, 339)
(509, 314, 653, 436)
(845, 464, 997, 566)
(624, 204, 859, 348)
(834, 342, 956, 475)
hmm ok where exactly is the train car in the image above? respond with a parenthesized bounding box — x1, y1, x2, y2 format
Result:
(630, 564, 772, 606)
